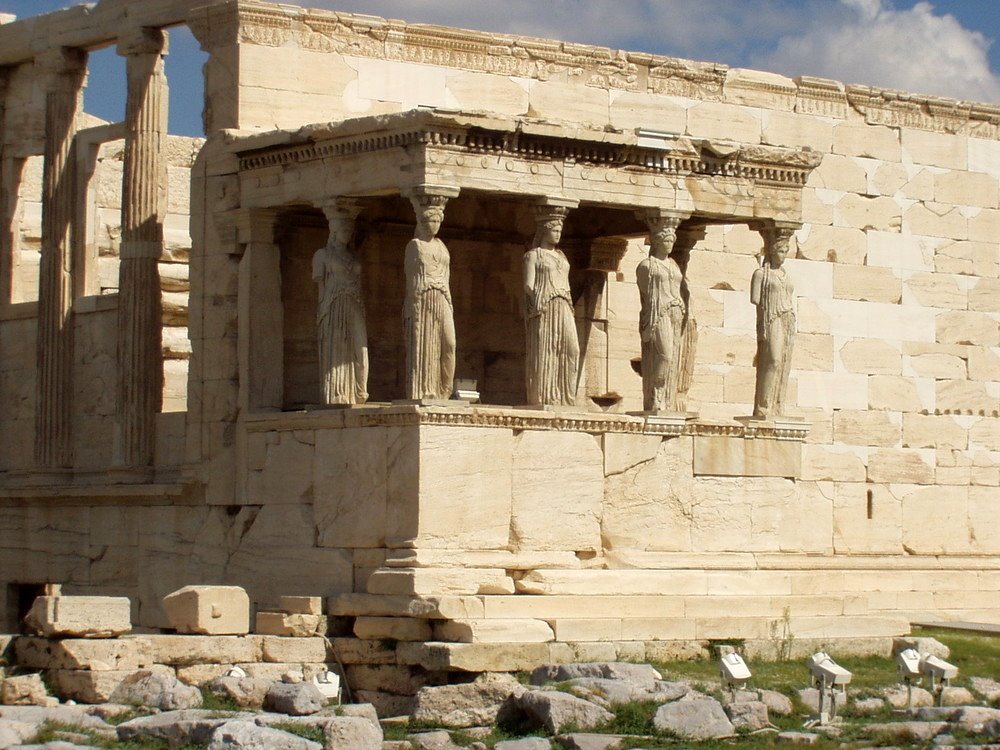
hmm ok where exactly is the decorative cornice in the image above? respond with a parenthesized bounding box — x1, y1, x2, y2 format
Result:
(242, 405, 810, 442)
(234, 113, 823, 189)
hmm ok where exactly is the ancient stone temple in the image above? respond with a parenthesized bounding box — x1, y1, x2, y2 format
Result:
(1, 0, 998, 688)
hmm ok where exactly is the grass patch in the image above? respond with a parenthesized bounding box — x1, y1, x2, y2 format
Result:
(199, 686, 242, 712)
(271, 721, 326, 744)
(600, 699, 661, 735)
(32, 721, 202, 750)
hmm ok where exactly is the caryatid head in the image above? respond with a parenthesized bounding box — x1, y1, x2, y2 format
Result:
(534, 206, 569, 249)
(322, 199, 363, 250)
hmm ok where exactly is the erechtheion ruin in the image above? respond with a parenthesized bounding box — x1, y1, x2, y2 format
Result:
(1, 0, 999, 687)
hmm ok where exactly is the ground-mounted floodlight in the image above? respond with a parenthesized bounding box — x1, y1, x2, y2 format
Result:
(920, 654, 958, 704)
(896, 648, 922, 708)
(225, 666, 248, 679)
(720, 652, 752, 693)
(807, 652, 852, 724)
(312, 670, 342, 703)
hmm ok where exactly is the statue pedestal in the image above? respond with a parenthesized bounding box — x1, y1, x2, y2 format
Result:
(628, 410, 698, 427)
(394, 399, 471, 408)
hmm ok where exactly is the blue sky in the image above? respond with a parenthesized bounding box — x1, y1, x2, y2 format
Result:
(3, 0, 1000, 136)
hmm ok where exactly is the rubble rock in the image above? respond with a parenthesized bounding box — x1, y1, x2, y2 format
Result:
(893, 636, 950, 659)
(116, 709, 245, 746)
(725, 700, 770, 731)
(852, 697, 886, 715)
(207, 719, 321, 750)
(407, 729, 463, 749)
(206, 674, 272, 709)
(0, 719, 37, 747)
(109, 669, 203, 710)
(776, 731, 819, 744)
(321, 715, 383, 749)
(971, 676, 1000, 702)
(941, 686, 976, 706)
(496, 738, 553, 749)
(264, 682, 325, 716)
(883, 684, 935, 708)
(518, 690, 614, 733)
(162, 585, 250, 635)
(413, 673, 525, 728)
(865, 720, 948, 742)
(1, 674, 50, 706)
(530, 663, 660, 689)
(652, 696, 734, 740)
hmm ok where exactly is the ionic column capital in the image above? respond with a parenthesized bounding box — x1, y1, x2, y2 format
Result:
(405, 183, 460, 210)
(319, 197, 363, 228)
(117, 27, 168, 58)
(637, 208, 690, 233)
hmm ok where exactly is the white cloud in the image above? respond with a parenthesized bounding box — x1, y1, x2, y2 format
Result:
(753, 0, 1000, 103)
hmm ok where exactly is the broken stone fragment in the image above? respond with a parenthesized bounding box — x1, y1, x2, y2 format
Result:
(162, 585, 249, 635)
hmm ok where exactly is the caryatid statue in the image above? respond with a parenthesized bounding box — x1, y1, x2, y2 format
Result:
(636, 210, 691, 413)
(524, 201, 580, 406)
(750, 223, 798, 418)
(312, 199, 367, 405)
(403, 185, 460, 401)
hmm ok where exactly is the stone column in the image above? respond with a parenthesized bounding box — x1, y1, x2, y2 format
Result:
(34, 47, 86, 470)
(236, 208, 282, 412)
(114, 28, 169, 470)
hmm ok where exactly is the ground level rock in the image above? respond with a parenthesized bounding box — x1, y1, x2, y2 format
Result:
(776, 731, 819, 744)
(853, 697, 886, 715)
(941, 686, 976, 705)
(530, 663, 660, 689)
(0, 719, 36, 747)
(206, 719, 321, 750)
(725, 700, 769, 731)
(971, 677, 1000, 702)
(109, 669, 202, 710)
(412, 673, 525, 728)
(653, 696, 734, 740)
(893, 636, 950, 659)
(206, 674, 271, 708)
(116, 708, 246, 746)
(518, 690, 614, 733)
(758, 689, 794, 716)
(883, 684, 934, 708)
(321, 715, 383, 750)
(554, 733, 624, 748)
(495, 738, 553, 749)
(865, 720, 948, 742)
(949, 706, 1000, 731)
(264, 682, 325, 716)
(0, 705, 111, 731)
(407, 729, 463, 749)
(1, 674, 49, 706)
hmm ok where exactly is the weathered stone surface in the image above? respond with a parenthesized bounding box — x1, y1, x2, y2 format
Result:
(146, 635, 262, 665)
(412, 673, 526, 728)
(553, 733, 622, 749)
(109, 669, 203, 710)
(0, 719, 37, 747)
(496, 738, 554, 750)
(117, 709, 242, 746)
(530, 663, 661, 689)
(0, 674, 49, 706)
(407, 729, 463, 749)
(652, 696, 734, 739)
(435, 619, 554, 644)
(256, 612, 326, 637)
(14, 636, 153, 672)
(882, 685, 934, 708)
(257, 636, 327, 664)
(264, 682, 325, 716)
(206, 674, 272, 709)
(353, 616, 432, 642)
(321, 715, 383, 750)
(279, 596, 324, 616)
(207, 719, 322, 750)
(518, 690, 614, 733)
(758, 689, 793, 716)
(865, 720, 947, 742)
(971, 676, 1000, 702)
(724, 700, 769, 731)
(776, 731, 819, 744)
(162, 585, 250, 635)
(892, 635, 950, 658)
(24, 596, 131, 638)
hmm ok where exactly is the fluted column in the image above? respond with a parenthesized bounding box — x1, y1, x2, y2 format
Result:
(114, 28, 168, 469)
(35, 47, 86, 470)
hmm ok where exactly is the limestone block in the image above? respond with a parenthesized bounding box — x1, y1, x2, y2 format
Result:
(329, 638, 397, 665)
(482, 595, 684, 620)
(610, 91, 686, 133)
(145, 635, 262, 666)
(693, 436, 802, 478)
(25, 596, 131, 638)
(791, 334, 834, 371)
(397, 641, 553, 672)
(935, 170, 998, 209)
(255, 612, 326, 637)
(0, 673, 49, 706)
(970, 419, 1000, 450)
(905, 351, 966, 379)
(797, 225, 866, 264)
(902, 414, 968, 450)
(968, 208, 1000, 242)
(367, 568, 514, 597)
(314, 426, 388, 549)
(906, 202, 967, 240)
(602, 432, 663, 477)
(246, 431, 315, 506)
(162, 586, 249, 635)
(687, 101, 761, 143)
(968, 348, 1000, 381)
(832, 265, 901, 304)
(763, 111, 833, 151)
(833, 483, 902, 554)
(937, 310, 999, 346)
(175, 663, 233, 686)
(354, 617, 433, 642)
(329, 593, 484, 620)
(801, 445, 866, 482)
(51, 669, 138, 704)
(834, 194, 901, 232)
(14, 636, 153, 671)
(833, 123, 900, 161)
(795, 372, 868, 410)
(511, 431, 603, 552)
(413, 425, 513, 550)
(257, 636, 328, 664)
(528, 80, 610, 126)
(445, 72, 528, 116)
(516, 569, 707, 597)
(345, 663, 429, 695)
(904, 272, 968, 310)
(433, 619, 554, 644)
(832, 410, 900, 447)
(808, 155, 867, 194)
(934, 240, 998, 278)
(903, 128, 967, 170)
(838, 339, 902, 375)
(867, 449, 934, 484)
(873, 162, 909, 196)
(970, 278, 1000, 312)
(937, 379, 996, 414)
(280, 596, 323, 616)
(901, 486, 969, 554)
(686, 250, 758, 291)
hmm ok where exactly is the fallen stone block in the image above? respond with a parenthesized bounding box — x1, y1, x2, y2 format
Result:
(207, 719, 322, 750)
(206, 674, 272, 709)
(52, 669, 137, 704)
(882, 684, 934, 708)
(264, 682, 325, 716)
(117, 708, 246, 746)
(406, 729, 463, 749)
(0, 673, 50, 706)
(175, 663, 234, 686)
(865, 720, 947, 742)
(652, 696, 734, 740)
(162, 585, 250, 635)
(518, 690, 614, 733)
(893, 635, 950, 659)
(724, 700, 769, 731)
(553, 733, 624, 749)
(412, 672, 525, 728)
(530, 662, 661, 689)
(256, 612, 326, 637)
(110, 669, 203, 710)
(320, 715, 383, 750)
(24, 596, 131, 639)
(758, 688, 794, 716)
(971, 676, 1000, 702)
(354, 688, 415, 717)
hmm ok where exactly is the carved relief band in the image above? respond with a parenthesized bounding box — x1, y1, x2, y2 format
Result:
(314, 198, 367, 405)
(404, 184, 460, 401)
(524, 198, 580, 407)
